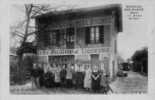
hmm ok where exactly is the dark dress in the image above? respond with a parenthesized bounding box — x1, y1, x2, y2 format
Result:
(44, 71, 55, 88)
(31, 68, 40, 86)
(38, 68, 44, 87)
(91, 71, 101, 92)
(60, 68, 67, 87)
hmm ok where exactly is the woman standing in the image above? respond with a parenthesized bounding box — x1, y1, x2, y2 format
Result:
(31, 63, 37, 89)
(60, 64, 67, 87)
(74, 63, 79, 89)
(100, 68, 107, 93)
(54, 65, 61, 88)
(91, 65, 101, 93)
(66, 64, 73, 88)
(84, 65, 92, 90)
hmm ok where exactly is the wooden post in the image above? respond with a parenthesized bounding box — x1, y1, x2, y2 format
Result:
(74, 22, 77, 48)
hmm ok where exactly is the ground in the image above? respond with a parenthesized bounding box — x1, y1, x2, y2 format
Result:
(110, 71, 148, 94)
(10, 71, 148, 94)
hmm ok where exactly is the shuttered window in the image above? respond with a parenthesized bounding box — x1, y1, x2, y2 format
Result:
(66, 28, 74, 48)
(99, 26, 104, 43)
(50, 31, 57, 45)
(90, 27, 95, 43)
(50, 30, 60, 46)
(66, 28, 74, 43)
(85, 26, 104, 44)
(85, 27, 90, 44)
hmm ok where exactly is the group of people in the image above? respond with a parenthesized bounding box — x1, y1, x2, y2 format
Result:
(31, 63, 112, 93)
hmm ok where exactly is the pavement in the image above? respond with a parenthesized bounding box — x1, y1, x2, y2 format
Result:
(110, 71, 148, 94)
(10, 71, 148, 94)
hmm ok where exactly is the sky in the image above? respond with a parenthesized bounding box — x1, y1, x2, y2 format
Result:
(10, 0, 154, 60)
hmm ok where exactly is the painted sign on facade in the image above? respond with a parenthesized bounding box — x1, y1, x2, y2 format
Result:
(38, 47, 110, 56)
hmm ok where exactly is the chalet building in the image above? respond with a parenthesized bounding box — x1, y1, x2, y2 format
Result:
(34, 4, 122, 79)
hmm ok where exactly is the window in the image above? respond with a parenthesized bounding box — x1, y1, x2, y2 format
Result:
(59, 29, 66, 47)
(66, 28, 75, 48)
(90, 27, 95, 43)
(95, 26, 99, 43)
(49, 28, 75, 48)
(50, 31, 56, 45)
(66, 28, 74, 43)
(85, 26, 104, 44)
(50, 30, 59, 46)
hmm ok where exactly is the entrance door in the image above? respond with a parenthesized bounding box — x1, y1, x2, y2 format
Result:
(91, 54, 99, 69)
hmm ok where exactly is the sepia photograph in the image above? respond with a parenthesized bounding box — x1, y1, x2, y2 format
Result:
(9, 1, 150, 95)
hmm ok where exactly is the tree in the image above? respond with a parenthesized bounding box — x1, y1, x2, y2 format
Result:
(11, 4, 76, 57)
(10, 4, 56, 84)
(11, 4, 53, 56)
(131, 47, 148, 75)
(10, 4, 77, 84)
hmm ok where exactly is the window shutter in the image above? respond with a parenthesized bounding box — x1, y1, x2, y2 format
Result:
(85, 27, 90, 44)
(99, 26, 104, 43)
(56, 30, 60, 45)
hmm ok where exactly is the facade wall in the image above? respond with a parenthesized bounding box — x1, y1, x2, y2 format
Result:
(36, 12, 119, 79)
(75, 25, 111, 48)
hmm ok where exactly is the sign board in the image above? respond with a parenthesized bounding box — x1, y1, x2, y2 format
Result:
(38, 47, 110, 56)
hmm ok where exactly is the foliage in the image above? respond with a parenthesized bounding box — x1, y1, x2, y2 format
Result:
(131, 47, 148, 75)
(10, 54, 36, 85)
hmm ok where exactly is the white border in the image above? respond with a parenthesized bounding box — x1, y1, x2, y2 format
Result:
(1, 0, 155, 100)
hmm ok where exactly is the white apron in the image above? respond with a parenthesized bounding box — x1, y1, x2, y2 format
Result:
(84, 68, 92, 89)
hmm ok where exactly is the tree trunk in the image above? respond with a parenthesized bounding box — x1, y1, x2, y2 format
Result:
(17, 5, 33, 83)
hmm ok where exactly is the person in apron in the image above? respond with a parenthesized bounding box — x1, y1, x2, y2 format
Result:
(84, 65, 92, 90)
(54, 65, 61, 88)
(100, 63, 106, 88)
(74, 63, 79, 89)
(47, 63, 55, 87)
(100, 69, 107, 93)
(31, 63, 37, 89)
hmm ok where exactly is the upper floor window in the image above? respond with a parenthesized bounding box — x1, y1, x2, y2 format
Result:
(90, 26, 100, 43)
(66, 28, 74, 43)
(50, 30, 59, 46)
(49, 28, 75, 48)
(85, 26, 104, 44)
(66, 28, 74, 48)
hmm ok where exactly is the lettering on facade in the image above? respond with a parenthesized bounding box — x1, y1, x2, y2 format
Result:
(38, 47, 110, 56)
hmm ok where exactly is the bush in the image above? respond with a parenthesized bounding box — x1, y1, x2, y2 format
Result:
(10, 54, 36, 85)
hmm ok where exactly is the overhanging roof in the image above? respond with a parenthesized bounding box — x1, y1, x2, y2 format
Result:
(34, 4, 123, 32)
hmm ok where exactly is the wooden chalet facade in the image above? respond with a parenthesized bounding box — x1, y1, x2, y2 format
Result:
(34, 4, 122, 78)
